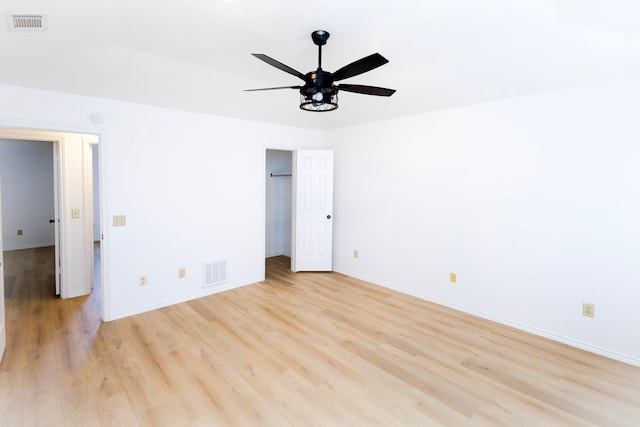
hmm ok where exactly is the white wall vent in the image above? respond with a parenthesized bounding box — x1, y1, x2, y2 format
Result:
(6, 13, 48, 32)
(203, 260, 226, 288)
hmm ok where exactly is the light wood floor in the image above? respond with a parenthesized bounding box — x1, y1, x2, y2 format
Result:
(1, 248, 639, 426)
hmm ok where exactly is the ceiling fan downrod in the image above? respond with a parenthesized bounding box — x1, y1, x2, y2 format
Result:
(312, 30, 330, 70)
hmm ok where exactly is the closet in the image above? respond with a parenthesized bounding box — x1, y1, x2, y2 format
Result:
(265, 149, 292, 258)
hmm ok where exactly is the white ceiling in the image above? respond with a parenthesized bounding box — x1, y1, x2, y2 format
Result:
(1, 0, 639, 130)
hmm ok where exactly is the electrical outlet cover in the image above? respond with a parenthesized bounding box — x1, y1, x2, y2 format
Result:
(582, 303, 595, 318)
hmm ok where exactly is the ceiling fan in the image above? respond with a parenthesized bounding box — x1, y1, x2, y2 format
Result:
(245, 30, 396, 112)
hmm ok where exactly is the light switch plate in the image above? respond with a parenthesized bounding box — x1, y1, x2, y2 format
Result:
(113, 215, 126, 227)
(71, 208, 80, 219)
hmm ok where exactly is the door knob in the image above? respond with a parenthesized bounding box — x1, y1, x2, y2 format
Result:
(326, 215, 332, 219)
(49, 219, 55, 223)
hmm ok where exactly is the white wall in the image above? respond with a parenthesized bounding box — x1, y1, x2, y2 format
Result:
(0, 139, 55, 250)
(3, 78, 638, 366)
(265, 150, 292, 257)
(0, 84, 322, 320)
(325, 77, 640, 366)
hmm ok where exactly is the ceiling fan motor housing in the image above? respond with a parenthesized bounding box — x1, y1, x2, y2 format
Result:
(301, 70, 336, 102)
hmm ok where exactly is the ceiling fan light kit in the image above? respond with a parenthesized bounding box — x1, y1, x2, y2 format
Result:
(299, 88, 338, 112)
(246, 30, 395, 112)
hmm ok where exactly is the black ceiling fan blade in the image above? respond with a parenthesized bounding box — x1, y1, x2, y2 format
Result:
(244, 86, 302, 92)
(332, 53, 389, 81)
(337, 84, 396, 97)
(252, 54, 306, 80)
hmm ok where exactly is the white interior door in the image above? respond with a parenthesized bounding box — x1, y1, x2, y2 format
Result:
(291, 149, 333, 272)
(53, 141, 62, 296)
(83, 140, 94, 291)
(0, 174, 6, 362)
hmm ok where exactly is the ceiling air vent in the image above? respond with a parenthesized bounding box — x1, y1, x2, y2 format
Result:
(5, 13, 48, 32)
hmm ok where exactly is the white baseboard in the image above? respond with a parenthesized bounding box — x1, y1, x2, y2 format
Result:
(64, 290, 91, 299)
(4, 242, 55, 251)
(333, 266, 640, 368)
(266, 251, 290, 258)
(106, 277, 262, 322)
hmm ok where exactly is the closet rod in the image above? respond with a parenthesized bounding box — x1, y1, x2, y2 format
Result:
(270, 172, 292, 177)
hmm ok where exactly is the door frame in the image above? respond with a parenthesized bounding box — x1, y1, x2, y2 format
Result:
(0, 121, 107, 320)
(265, 149, 293, 259)
(263, 148, 334, 273)
(0, 135, 63, 292)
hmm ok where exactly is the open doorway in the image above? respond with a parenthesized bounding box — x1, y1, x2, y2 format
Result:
(0, 139, 56, 258)
(0, 138, 60, 296)
(265, 149, 293, 265)
(0, 128, 102, 310)
(265, 149, 335, 273)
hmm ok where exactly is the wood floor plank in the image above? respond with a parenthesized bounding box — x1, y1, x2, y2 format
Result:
(1, 249, 640, 426)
